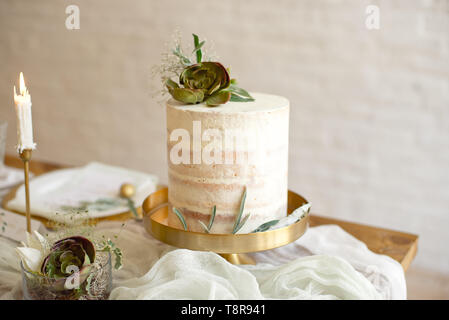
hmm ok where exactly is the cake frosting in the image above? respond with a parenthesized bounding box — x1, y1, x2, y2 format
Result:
(166, 92, 289, 233)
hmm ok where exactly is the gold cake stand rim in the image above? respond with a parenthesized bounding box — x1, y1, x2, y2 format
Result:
(142, 187, 309, 263)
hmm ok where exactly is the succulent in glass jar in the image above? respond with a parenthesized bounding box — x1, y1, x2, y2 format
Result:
(41, 236, 95, 282)
(18, 232, 119, 300)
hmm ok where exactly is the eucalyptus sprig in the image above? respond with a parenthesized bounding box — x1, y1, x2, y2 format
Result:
(232, 188, 251, 234)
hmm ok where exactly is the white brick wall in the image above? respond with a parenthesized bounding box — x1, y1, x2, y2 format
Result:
(0, 0, 448, 275)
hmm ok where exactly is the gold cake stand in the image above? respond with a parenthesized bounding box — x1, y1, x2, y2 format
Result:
(142, 187, 310, 265)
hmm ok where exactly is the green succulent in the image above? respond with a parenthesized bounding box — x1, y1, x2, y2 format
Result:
(166, 62, 231, 106)
(41, 236, 95, 279)
(165, 34, 255, 107)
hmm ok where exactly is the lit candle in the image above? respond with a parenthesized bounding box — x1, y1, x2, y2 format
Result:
(13, 72, 36, 153)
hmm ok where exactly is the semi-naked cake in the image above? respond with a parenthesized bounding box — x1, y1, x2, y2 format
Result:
(166, 92, 289, 234)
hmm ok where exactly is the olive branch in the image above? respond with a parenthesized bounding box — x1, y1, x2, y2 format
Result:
(172, 188, 251, 234)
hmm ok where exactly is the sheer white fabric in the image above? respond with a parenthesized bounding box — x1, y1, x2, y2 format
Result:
(0, 220, 405, 300)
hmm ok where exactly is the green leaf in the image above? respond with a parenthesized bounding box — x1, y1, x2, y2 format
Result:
(165, 78, 179, 94)
(229, 84, 253, 98)
(99, 239, 123, 270)
(232, 188, 247, 234)
(230, 93, 255, 103)
(225, 85, 254, 102)
(233, 213, 251, 234)
(205, 90, 231, 107)
(173, 45, 192, 66)
(208, 205, 216, 230)
(198, 221, 210, 234)
(172, 88, 204, 104)
(173, 207, 188, 231)
(198, 205, 216, 233)
(192, 34, 203, 63)
(225, 84, 255, 103)
(127, 198, 139, 219)
(60, 197, 123, 213)
(113, 247, 123, 270)
(251, 219, 280, 233)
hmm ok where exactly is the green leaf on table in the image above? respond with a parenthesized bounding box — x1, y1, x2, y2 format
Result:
(60, 198, 123, 213)
(127, 198, 139, 220)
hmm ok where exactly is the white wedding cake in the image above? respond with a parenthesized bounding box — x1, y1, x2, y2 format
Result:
(166, 93, 289, 233)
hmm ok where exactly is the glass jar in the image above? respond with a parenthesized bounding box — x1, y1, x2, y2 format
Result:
(21, 251, 112, 300)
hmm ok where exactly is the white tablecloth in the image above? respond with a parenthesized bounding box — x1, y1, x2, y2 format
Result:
(0, 219, 406, 300)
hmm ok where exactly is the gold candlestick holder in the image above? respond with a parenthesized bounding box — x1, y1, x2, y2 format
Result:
(19, 149, 32, 232)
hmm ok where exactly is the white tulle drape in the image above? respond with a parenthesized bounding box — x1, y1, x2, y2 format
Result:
(0, 221, 406, 300)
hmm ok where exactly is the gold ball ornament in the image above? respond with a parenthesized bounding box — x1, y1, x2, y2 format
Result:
(120, 183, 136, 198)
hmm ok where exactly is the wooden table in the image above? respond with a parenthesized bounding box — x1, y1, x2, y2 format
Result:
(3, 155, 418, 271)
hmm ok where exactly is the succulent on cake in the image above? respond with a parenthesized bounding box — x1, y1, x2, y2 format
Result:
(157, 33, 254, 107)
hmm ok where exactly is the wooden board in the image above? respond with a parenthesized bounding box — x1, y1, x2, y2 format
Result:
(309, 216, 418, 272)
(3, 155, 418, 271)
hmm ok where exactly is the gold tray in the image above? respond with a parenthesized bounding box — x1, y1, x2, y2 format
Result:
(1, 183, 143, 228)
(142, 187, 309, 264)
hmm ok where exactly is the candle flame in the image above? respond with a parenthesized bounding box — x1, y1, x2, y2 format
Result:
(19, 72, 27, 96)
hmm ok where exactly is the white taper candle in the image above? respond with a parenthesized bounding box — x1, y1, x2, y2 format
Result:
(13, 72, 36, 153)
